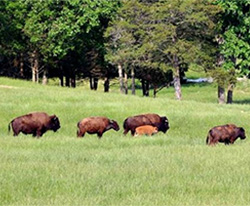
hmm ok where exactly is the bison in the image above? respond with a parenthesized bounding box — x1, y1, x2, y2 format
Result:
(135, 125, 158, 136)
(77, 116, 120, 138)
(206, 124, 246, 145)
(123, 113, 169, 136)
(8, 112, 60, 137)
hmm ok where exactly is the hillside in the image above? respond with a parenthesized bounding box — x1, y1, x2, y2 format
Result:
(1, 77, 250, 205)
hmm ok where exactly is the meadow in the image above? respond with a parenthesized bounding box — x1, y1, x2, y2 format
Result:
(1, 76, 250, 205)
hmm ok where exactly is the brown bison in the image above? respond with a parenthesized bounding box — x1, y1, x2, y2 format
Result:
(135, 125, 158, 136)
(206, 124, 246, 145)
(123, 113, 169, 136)
(8, 112, 60, 137)
(77, 117, 120, 138)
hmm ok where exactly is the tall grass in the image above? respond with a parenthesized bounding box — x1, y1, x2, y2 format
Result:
(1, 77, 250, 205)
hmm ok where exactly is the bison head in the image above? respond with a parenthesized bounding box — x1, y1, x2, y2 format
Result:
(238, 127, 246, 140)
(159, 116, 169, 133)
(153, 127, 158, 135)
(50, 115, 61, 132)
(110, 120, 120, 131)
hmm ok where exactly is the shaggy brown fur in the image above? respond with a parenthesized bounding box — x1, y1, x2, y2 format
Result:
(8, 112, 60, 137)
(123, 113, 169, 136)
(135, 125, 158, 136)
(206, 124, 246, 145)
(77, 117, 120, 138)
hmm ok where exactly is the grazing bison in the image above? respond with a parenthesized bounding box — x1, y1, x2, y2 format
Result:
(123, 113, 169, 136)
(8, 112, 60, 137)
(135, 125, 158, 136)
(206, 124, 246, 145)
(77, 117, 120, 138)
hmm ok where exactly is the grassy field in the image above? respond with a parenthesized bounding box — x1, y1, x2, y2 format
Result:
(1, 77, 250, 205)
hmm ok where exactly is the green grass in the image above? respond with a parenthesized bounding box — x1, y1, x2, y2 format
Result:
(1, 77, 250, 205)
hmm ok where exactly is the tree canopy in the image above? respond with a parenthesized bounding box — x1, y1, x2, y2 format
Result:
(105, 0, 220, 99)
(1, 0, 250, 103)
(0, 0, 120, 84)
(216, 0, 250, 76)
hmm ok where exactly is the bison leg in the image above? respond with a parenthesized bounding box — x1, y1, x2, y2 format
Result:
(36, 131, 43, 138)
(13, 130, 20, 137)
(77, 130, 85, 138)
(209, 138, 219, 146)
(131, 129, 136, 136)
(207, 137, 216, 146)
(123, 129, 129, 135)
(206, 133, 217, 146)
(13, 129, 21, 137)
(12, 126, 21, 137)
(97, 132, 103, 139)
(35, 127, 45, 138)
(224, 139, 230, 145)
(229, 139, 235, 144)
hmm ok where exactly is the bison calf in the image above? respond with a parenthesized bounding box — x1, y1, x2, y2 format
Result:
(77, 116, 120, 138)
(206, 124, 246, 145)
(123, 113, 169, 136)
(135, 125, 158, 136)
(8, 112, 60, 137)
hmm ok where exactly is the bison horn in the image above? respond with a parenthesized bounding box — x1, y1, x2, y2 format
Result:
(51, 115, 57, 120)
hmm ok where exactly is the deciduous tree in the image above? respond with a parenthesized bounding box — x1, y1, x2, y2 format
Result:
(106, 0, 220, 99)
(215, 0, 250, 103)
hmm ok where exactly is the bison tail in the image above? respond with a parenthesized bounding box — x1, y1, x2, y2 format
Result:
(206, 135, 209, 145)
(206, 131, 212, 145)
(8, 120, 13, 134)
(123, 119, 128, 130)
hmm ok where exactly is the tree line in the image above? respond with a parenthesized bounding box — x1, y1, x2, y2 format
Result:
(0, 0, 249, 103)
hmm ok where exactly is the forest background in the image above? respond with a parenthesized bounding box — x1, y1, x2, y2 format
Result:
(1, 0, 250, 103)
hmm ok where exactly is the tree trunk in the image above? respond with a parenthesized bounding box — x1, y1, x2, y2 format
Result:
(34, 52, 39, 83)
(90, 77, 94, 90)
(173, 73, 181, 100)
(227, 84, 234, 104)
(93, 78, 98, 90)
(218, 86, 225, 104)
(65, 74, 70, 87)
(70, 75, 76, 88)
(124, 73, 128, 94)
(142, 80, 146, 96)
(173, 56, 181, 100)
(42, 69, 48, 85)
(31, 50, 39, 83)
(153, 85, 157, 98)
(145, 80, 149, 97)
(131, 67, 135, 95)
(19, 53, 24, 78)
(142, 79, 149, 96)
(104, 77, 110, 92)
(60, 75, 64, 87)
(32, 59, 35, 82)
(36, 63, 39, 83)
(118, 63, 124, 94)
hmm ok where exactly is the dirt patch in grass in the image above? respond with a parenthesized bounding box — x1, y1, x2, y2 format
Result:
(0, 85, 16, 89)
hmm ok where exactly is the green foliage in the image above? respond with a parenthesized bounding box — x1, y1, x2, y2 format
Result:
(210, 66, 237, 88)
(0, 0, 26, 56)
(21, 0, 120, 61)
(105, 0, 220, 80)
(216, 0, 250, 76)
